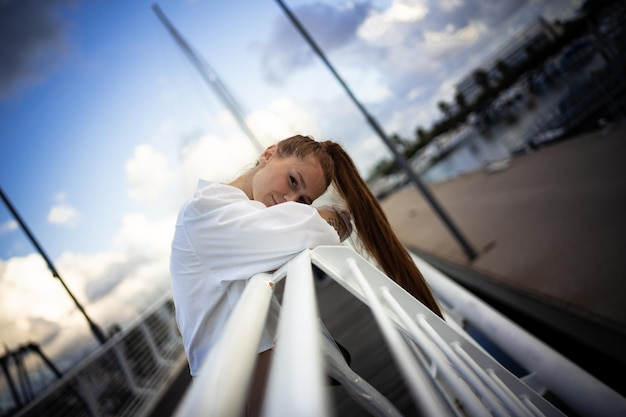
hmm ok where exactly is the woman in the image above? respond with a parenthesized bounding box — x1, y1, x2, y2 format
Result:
(170, 135, 443, 378)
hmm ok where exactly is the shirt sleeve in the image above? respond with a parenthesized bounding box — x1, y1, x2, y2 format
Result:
(181, 181, 340, 280)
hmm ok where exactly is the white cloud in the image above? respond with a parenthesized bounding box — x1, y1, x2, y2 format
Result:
(342, 67, 393, 104)
(439, 0, 463, 13)
(0, 210, 176, 363)
(0, 254, 75, 349)
(112, 212, 174, 258)
(386, 0, 429, 22)
(358, 0, 428, 40)
(54, 191, 67, 201)
(246, 97, 322, 144)
(56, 250, 127, 301)
(46, 191, 79, 226)
(48, 203, 79, 226)
(0, 219, 18, 234)
(170, 98, 325, 204)
(422, 22, 485, 57)
(126, 144, 173, 203)
(406, 86, 425, 101)
(179, 131, 257, 195)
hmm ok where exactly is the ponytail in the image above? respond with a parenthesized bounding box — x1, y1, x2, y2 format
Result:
(322, 141, 444, 319)
(275, 135, 443, 318)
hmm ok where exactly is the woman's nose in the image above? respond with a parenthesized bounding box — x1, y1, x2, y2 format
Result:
(283, 192, 301, 203)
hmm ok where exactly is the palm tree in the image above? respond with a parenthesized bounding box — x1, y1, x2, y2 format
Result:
(437, 101, 452, 117)
(455, 91, 468, 110)
(495, 60, 511, 81)
(472, 68, 491, 93)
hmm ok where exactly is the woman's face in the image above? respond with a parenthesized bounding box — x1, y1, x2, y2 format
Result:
(252, 145, 327, 207)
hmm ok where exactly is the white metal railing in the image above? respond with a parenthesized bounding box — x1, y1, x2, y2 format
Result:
(410, 252, 626, 417)
(13, 296, 186, 417)
(313, 246, 561, 417)
(174, 245, 626, 417)
(174, 273, 275, 417)
(264, 249, 331, 416)
(345, 258, 450, 417)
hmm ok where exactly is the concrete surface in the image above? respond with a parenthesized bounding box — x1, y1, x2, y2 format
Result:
(380, 123, 626, 337)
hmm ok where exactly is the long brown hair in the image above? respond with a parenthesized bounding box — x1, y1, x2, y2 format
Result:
(276, 135, 444, 319)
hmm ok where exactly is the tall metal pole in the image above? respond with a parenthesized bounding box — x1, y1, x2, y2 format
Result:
(274, 0, 478, 260)
(152, 3, 265, 154)
(0, 187, 107, 345)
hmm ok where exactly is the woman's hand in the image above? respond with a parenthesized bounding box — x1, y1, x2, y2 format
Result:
(317, 206, 352, 242)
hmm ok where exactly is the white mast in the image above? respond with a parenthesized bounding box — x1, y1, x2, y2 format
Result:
(152, 3, 265, 153)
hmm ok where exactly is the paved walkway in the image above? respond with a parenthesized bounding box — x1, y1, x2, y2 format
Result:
(380, 123, 626, 335)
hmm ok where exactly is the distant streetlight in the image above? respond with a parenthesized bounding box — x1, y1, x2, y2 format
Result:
(274, 0, 478, 261)
(0, 187, 107, 345)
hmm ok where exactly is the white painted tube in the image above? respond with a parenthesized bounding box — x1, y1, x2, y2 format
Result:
(263, 250, 331, 417)
(175, 272, 274, 417)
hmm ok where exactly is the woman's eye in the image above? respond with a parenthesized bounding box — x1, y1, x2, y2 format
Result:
(289, 175, 297, 187)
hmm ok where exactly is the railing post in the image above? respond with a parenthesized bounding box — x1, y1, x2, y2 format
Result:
(346, 258, 452, 417)
(411, 253, 626, 417)
(174, 273, 275, 417)
(263, 250, 331, 417)
(379, 288, 492, 417)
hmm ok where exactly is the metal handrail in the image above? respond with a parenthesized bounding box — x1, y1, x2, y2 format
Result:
(263, 251, 331, 416)
(174, 245, 626, 416)
(410, 251, 626, 417)
(322, 249, 559, 417)
(174, 273, 275, 417)
(13, 244, 626, 417)
(345, 258, 452, 417)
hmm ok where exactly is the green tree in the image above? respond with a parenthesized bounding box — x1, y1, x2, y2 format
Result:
(454, 91, 468, 110)
(495, 60, 511, 81)
(472, 68, 490, 93)
(524, 44, 538, 62)
(368, 158, 397, 180)
(416, 127, 428, 144)
(437, 101, 452, 117)
(390, 133, 409, 152)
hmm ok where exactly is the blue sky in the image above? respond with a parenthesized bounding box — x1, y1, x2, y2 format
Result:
(0, 0, 581, 369)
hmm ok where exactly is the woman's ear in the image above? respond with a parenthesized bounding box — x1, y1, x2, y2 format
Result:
(259, 144, 278, 166)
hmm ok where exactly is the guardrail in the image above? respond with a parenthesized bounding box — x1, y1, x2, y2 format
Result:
(175, 245, 626, 417)
(10, 245, 626, 416)
(12, 296, 186, 417)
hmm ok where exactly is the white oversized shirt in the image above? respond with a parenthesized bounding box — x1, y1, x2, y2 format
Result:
(170, 180, 339, 375)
